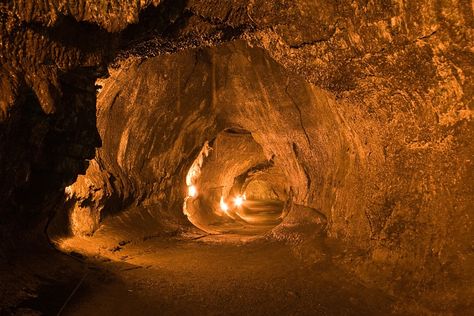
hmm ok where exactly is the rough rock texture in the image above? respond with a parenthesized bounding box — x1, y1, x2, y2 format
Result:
(0, 0, 472, 314)
(60, 42, 346, 235)
(3, 0, 161, 31)
(61, 40, 472, 312)
(0, 0, 190, 249)
(182, 129, 289, 234)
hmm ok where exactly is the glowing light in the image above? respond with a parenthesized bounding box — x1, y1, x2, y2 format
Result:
(64, 185, 73, 200)
(233, 195, 244, 207)
(220, 196, 229, 213)
(185, 141, 211, 186)
(188, 185, 197, 197)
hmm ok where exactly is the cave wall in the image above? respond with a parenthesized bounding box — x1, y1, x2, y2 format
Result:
(0, 0, 472, 310)
(0, 0, 197, 249)
(64, 42, 355, 236)
(63, 39, 472, 308)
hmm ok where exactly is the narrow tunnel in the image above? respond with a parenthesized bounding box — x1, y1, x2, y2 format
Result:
(0, 1, 472, 315)
(183, 129, 289, 235)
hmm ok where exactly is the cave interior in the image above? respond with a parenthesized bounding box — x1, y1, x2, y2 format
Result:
(0, 1, 473, 315)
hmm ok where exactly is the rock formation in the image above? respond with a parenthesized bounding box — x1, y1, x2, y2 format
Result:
(0, 1, 472, 314)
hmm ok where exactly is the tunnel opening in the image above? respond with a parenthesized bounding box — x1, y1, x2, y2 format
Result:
(46, 40, 340, 253)
(3, 30, 466, 315)
(184, 129, 289, 235)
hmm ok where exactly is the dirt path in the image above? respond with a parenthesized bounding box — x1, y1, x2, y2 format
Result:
(58, 238, 396, 316)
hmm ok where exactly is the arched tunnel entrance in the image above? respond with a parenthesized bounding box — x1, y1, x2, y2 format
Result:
(32, 40, 406, 315)
(51, 40, 341, 245)
(184, 129, 289, 235)
(42, 41, 385, 314)
(25, 39, 468, 315)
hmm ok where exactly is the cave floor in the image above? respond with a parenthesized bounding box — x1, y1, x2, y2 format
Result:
(45, 233, 397, 316)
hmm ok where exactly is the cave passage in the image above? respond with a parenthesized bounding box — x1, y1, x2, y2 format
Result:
(183, 130, 289, 235)
(18, 39, 468, 315)
(1, 1, 472, 314)
(39, 42, 373, 314)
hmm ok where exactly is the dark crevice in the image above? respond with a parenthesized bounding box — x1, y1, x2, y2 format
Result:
(288, 24, 338, 49)
(416, 29, 439, 41)
(183, 51, 200, 91)
(291, 142, 312, 201)
(285, 83, 312, 147)
(224, 127, 252, 134)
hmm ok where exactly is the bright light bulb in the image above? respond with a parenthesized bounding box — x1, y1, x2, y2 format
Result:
(220, 196, 229, 212)
(233, 195, 244, 207)
(188, 185, 197, 197)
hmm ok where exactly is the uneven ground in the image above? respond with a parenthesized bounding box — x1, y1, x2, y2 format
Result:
(39, 211, 396, 316)
(59, 239, 395, 316)
(0, 1, 472, 315)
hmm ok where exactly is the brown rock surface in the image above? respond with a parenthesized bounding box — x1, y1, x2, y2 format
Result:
(0, 1, 472, 314)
